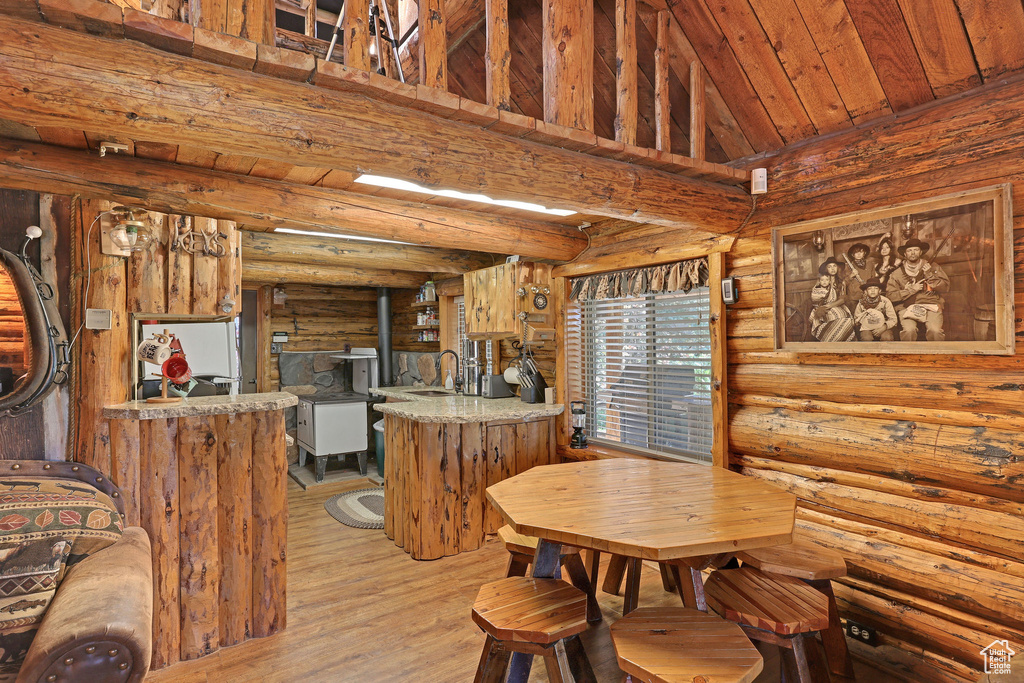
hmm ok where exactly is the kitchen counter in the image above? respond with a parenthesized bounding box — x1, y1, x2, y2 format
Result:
(103, 391, 297, 419)
(371, 386, 563, 423)
(374, 386, 562, 560)
(103, 391, 292, 666)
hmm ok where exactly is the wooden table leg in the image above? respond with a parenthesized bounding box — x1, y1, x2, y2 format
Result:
(507, 539, 563, 681)
(474, 635, 511, 683)
(623, 557, 642, 615)
(563, 552, 601, 622)
(602, 553, 628, 595)
(810, 578, 855, 677)
(564, 634, 597, 683)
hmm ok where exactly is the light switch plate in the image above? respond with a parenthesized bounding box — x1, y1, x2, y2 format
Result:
(84, 308, 112, 330)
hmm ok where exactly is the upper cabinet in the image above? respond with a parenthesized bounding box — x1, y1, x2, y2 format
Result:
(464, 262, 553, 338)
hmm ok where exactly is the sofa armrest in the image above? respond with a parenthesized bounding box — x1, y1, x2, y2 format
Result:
(16, 528, 153, 683)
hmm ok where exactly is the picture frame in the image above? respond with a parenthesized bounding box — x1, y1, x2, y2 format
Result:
(772, 184, 1014, 355)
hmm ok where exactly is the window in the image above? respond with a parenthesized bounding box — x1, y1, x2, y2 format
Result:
(567, 288, 713, 463)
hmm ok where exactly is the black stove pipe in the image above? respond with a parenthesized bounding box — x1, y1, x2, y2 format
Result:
(377, 287, 393, 386)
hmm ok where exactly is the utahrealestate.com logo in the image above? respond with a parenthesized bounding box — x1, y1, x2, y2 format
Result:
(982, 640, 1016, 675)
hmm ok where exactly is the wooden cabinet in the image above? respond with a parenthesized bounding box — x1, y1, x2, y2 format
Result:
(464, 261, 554, 337)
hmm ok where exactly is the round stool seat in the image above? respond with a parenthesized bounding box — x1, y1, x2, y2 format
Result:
(497, 525, 580, 557)
(611, 607, 763, 683)
(472, 577, 588, 645)
(735, 538, 846, 581)
(704, 567, 830, 635)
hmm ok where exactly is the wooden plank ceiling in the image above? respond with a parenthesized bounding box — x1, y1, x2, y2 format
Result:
(366, 0, 1024, 163)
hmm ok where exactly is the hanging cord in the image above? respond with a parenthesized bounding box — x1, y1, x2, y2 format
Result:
(67, 197, 80, 462)
(556, 222, 593, 266)
(737, 194, 758, 233)
(67, 209, 119, 351)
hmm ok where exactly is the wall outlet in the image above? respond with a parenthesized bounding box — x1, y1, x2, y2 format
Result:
(845, 620, 877, 646)
(271, 342, 283, 354)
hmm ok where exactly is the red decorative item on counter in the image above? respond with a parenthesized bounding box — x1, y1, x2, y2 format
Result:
(161, 355, 192, 383)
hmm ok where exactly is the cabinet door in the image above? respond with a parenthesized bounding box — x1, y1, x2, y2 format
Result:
(465, 263, 518, 335)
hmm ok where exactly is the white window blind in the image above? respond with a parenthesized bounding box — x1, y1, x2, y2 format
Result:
(567, 288, 713, 463)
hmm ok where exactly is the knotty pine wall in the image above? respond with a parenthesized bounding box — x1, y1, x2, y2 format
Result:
(574, 79, 1024, 682)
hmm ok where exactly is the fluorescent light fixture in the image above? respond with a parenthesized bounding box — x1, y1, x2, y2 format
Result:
(275, 228, 410, 244)
(354, 174, 577, 217)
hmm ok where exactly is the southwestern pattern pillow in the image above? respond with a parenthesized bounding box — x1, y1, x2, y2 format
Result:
(0, 477, 123, 673)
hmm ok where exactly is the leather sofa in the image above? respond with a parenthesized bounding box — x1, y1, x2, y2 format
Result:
(0, 461, 152, 683)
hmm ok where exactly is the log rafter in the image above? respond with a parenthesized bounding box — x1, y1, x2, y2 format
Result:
(0, 15, 751, 233)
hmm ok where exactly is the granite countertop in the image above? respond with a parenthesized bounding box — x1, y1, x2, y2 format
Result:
(103, 392, 298, 420)
(371, 386, 564, 424)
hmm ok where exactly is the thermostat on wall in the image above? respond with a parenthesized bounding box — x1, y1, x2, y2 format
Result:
(84, 308, 112, 330)
(721, 277, 738, 305)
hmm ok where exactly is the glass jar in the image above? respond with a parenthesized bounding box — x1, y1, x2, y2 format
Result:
(423, 280, 436, 302)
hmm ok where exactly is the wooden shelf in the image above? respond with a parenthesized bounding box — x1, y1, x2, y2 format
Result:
(411, 301, 438, 309)
(412, 324, 439, 329)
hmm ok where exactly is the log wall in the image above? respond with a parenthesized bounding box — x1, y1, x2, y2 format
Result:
(564, 79, 1024, 681)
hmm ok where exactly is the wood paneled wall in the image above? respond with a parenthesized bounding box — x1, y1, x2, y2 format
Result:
(75, 199, 241, 474)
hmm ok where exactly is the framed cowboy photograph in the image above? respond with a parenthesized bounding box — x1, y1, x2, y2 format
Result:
(772, 184, 1014, 355)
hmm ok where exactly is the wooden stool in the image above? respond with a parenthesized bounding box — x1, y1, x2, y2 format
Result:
(611, 607, 763, 683)
(472, 576, 595, 683)
(497, 525, 601, 622)
(736, 539, 854, 678)
(704, 567, 831, 683)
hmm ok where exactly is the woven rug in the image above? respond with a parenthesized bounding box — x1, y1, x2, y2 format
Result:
(324, 488, 385, 529)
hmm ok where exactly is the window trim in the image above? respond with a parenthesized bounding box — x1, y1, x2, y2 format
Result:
(557, 251, 729, 468)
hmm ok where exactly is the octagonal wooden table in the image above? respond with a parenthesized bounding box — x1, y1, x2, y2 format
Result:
(484, 459, 796, 681)
(487, 458, 798, 612)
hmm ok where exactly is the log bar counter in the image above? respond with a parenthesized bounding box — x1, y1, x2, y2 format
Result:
(373, 387, 563, 560)
(103, 392, 297, 669)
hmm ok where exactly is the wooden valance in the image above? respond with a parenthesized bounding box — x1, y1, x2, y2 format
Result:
(569, 257, 709, 301)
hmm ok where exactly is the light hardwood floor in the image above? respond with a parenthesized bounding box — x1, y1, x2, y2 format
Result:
(146, 477, 893, 682)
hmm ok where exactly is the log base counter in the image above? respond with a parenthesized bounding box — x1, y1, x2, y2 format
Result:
(102, 392, 297, 670)
(373, 387, 563, 560)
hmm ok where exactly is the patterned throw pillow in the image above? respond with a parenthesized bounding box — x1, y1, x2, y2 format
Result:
(0, 477, 123, 674)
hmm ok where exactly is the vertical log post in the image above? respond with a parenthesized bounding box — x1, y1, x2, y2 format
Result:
(257, 285, 273, 392)
(419, 0, 448, 89)
(251, 409, 287, 637)
(140, 418, 179, 670)
(305, 0, 316, 37)
(191, 217, 218, 315)
(216, 412, 253, 647)
(166, 215, 192, 315)
(485, 0, 511, 110)
(654, 10, 671, 152)
(543, 0, 594, 131)
(75, 199, 128, 475)
(380, 0, 401, 78)
(195, 0, 274, 45)
(109, 418, 141, 527)
(614, 0, 637, 144)
(344, 0, 371, 72)
(708, 251, 728, 468)
(690, 61, 706, 160)
(178, 415, 220, 660)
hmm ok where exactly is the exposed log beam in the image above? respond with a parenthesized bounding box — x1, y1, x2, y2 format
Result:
(242, 260, 428, 287)
(0, 17, 750, 231)
(241, 230, 498, 274)
(0, 138, 584, 259)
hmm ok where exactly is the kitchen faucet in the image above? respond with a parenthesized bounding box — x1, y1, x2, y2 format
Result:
(435, 350, 462, 393)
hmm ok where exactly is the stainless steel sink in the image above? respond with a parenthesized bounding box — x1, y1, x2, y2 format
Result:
(406, 390, 455, 397)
